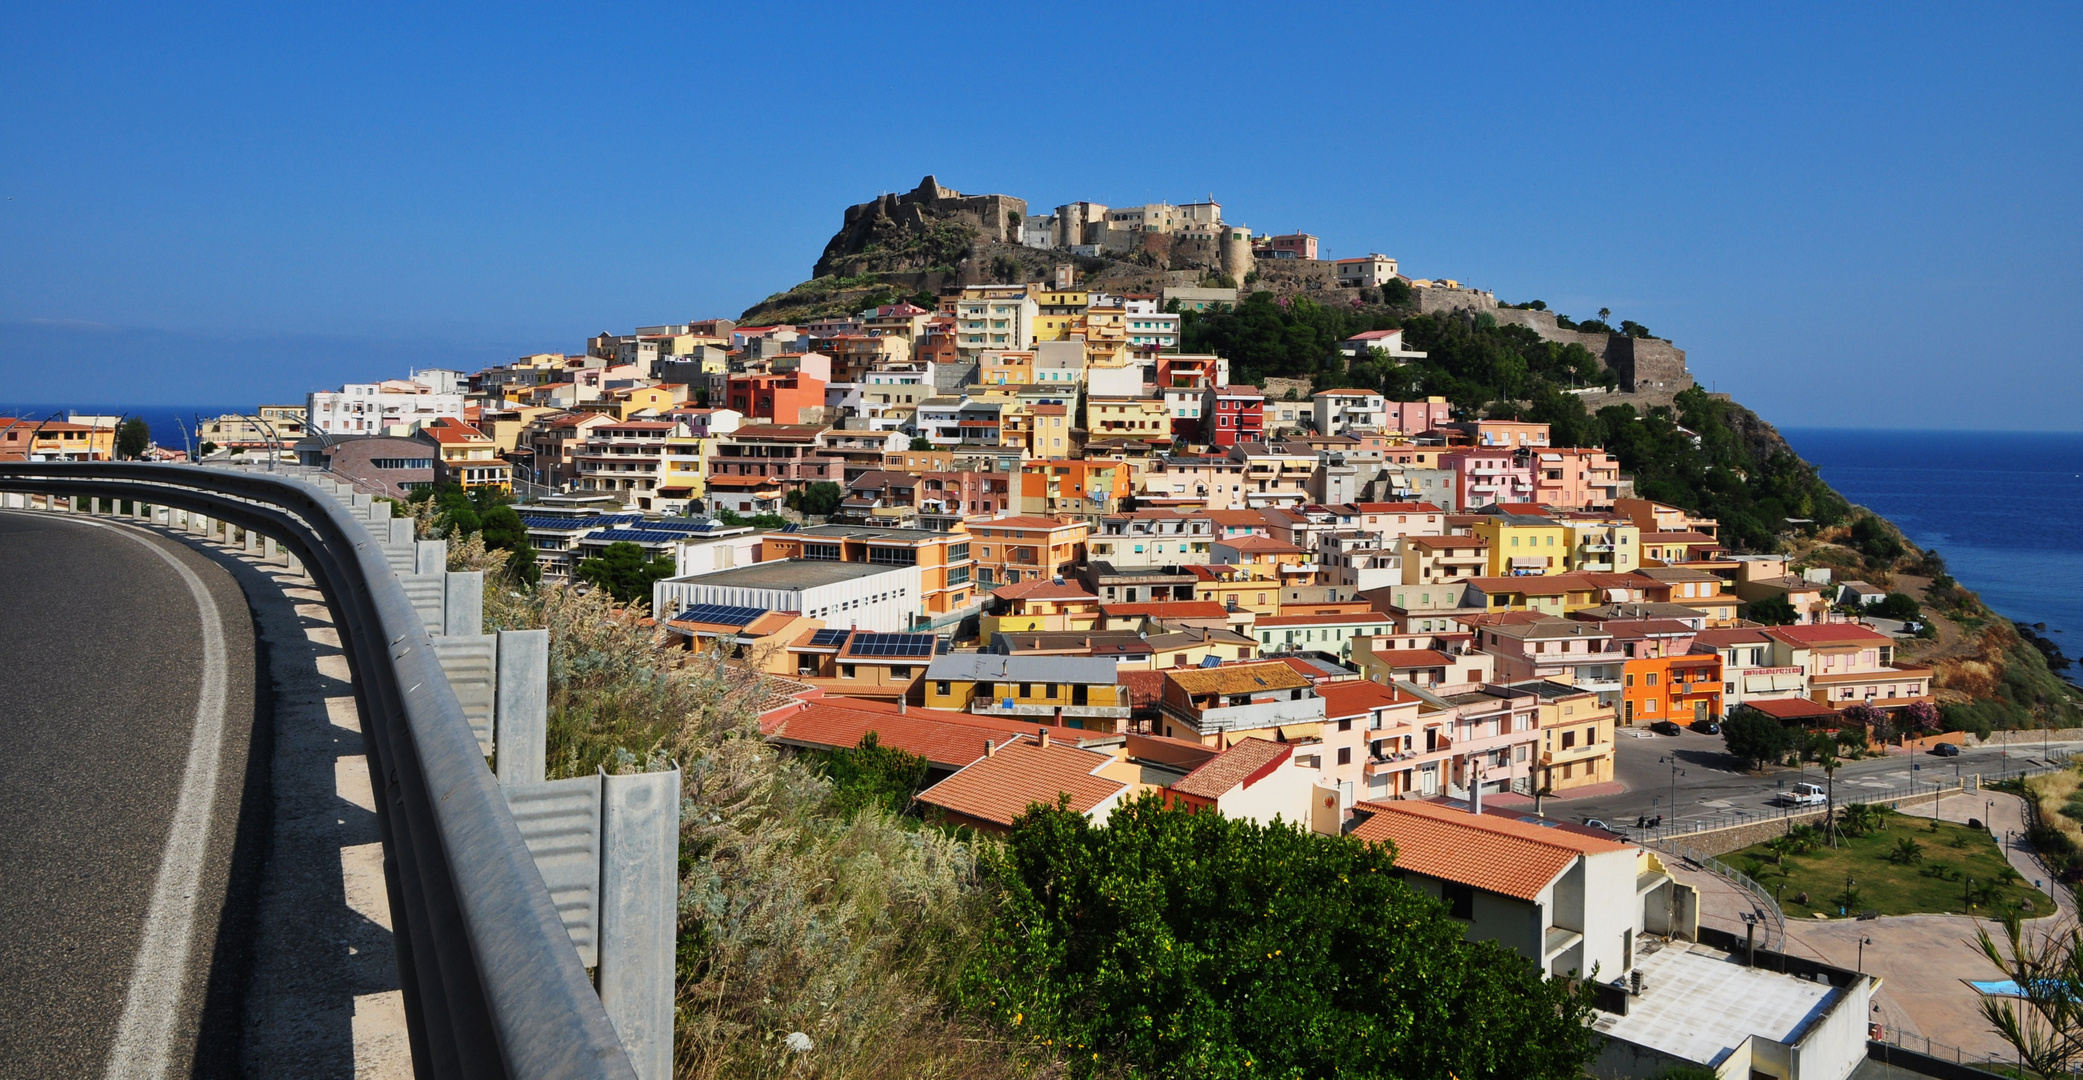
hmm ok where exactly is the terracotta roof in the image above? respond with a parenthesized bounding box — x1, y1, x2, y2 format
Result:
(1639, 531, 1719, 544)
(990, 577, 1099, 602)
(1102, 601, 1233, 620)
(762, 699, 1059, 769)
(1349, 800, 1626, 901)
(728, 424, 828, 440)
(424, 420, 492, 443)
(1315, 680, 1413, 719)
(1464, 574, 1597, 595)
(1169, 738, 1293, 800)
(1764, 624, 1893, 648)
(1116, 669, 1167, 712)
(914, 736, 1126, 826)
(1216, 536, 1305, 554)
(1165, 662, 1312, 696)
(1206, 510, 1272, 526)
(1739, 698, 1839, 721)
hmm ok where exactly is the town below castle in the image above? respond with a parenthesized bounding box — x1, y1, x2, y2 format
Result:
(4, 180, 2016, 1080)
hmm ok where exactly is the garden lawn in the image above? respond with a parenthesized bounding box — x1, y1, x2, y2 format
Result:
(1725, 816, 2052, 919)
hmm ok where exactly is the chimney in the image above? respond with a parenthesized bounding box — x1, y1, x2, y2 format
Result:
(898, 698, 907, 714)
(1038, 728, 1051, 748)
(983, 739, 996, 758)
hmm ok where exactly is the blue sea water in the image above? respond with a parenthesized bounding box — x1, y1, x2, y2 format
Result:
(1, 403, 252, 455)
(1781, 428, 2083, 656)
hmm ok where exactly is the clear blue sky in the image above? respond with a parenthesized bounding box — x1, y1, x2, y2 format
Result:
(3, 3, 2078, 428)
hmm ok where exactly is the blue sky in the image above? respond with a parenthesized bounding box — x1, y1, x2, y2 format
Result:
(3, 2, 2078, 429)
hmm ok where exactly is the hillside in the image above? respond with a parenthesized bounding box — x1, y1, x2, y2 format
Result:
(739, 178, 2079, 730)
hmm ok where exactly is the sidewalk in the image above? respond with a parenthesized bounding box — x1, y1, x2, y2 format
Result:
(1482, 780, 1626, 810)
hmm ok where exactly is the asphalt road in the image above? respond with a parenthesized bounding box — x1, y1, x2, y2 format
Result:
(0, 511, 259, 1080)
(1554, 724, 2083, 834)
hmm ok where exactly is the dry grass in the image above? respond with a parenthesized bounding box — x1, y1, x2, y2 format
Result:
(484, 582, 1028, 1080)
(2027, 769, 2083, 853)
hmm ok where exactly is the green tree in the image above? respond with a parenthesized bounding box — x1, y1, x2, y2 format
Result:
(1745, 596, 1798, 626)
(815, 732, 930, 818)
(1876, 592, 1921, 621)
(574, 541, 676, 605)
(479, 504, 528, 551)
(908, 436, 932, 451)
(1722, 708, 1793, 770)
(198, 440, 218, 457)
(962, 795, 1598, 1080)
(116, 417, 151, 459)
(788, 480, 844, 517)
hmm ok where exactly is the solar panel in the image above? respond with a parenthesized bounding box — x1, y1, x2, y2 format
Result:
(845, 632, 936, 658)
(807, 628, 851, 647)
(670, 603, 766, 627)
(520, 513, 643, 530)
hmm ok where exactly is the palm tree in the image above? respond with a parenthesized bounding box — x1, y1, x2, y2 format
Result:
(1819, 746, 1841, 848)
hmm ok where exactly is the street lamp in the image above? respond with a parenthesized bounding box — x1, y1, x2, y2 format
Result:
(1660, 754, 1687, 823)
(1858, 935, 1874, 973)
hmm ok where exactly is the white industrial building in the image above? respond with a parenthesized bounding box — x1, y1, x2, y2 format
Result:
(651, 559, 923, 633)
(307, 373, 467, 436)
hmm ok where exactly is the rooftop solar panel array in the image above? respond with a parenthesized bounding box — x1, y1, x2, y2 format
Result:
(807, 628, 852, 648)
(669, 603, 768, 627)
(845, 633, 936, 657)
(587, 528, 704, 545)
(519, 513, 643, 530)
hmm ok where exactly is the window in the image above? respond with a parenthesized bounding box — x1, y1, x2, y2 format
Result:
(890, 666, 912, 678)
(1336, 747, 1352, 765)
(803, 543, 841, 561)
(841, 665, 857, 678)
(1442, 881, 1475, 919)
(935, 681, 951, 696)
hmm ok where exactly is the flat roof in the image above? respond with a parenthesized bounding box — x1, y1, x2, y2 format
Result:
(1593, 942, 1838, 1069)
(666, 559, 905, 591)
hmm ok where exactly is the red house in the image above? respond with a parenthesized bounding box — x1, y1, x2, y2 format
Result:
(1204, 385, 1266, 447)
(726, 371, 826, 424)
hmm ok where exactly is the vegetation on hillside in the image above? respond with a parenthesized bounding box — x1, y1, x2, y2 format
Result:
(739, 272, 938, 326)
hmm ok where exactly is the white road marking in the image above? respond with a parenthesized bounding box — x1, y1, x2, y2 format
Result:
(65, 517, 233, 1080)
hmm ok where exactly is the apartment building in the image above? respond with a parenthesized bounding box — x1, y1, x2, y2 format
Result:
(758, 523, 975, 620)
(963, 514, 1089, 590)
(572, 419, 701, 512)
(702, 423, 840, 514)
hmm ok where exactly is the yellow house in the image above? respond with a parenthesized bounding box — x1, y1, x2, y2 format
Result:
(921, 652, 1132, 732)
(614, 384, 690, 418)
(1559, 517, 1641, 574)
(1189, 563, 1281, 616)
(1473, 514, 1568, 577)
(1031, 314, 1080, 342)
(424, 419, 512, 493)
(0, 416, 117, 461)
(1529, 683, 1617, 792)
(979, 350, 1036, 386)
(1083, 397, 1172, 444)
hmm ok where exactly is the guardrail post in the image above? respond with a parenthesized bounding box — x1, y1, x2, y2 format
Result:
(496, 630, 549, 786)
(415, 539, 446, 576)
(600, 769, 680, 1080)
(444, 572, 482, 638)
(244, 527, 257, 553)
(262, 535, 277, 560)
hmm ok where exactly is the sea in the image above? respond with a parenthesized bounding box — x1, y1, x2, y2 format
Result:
(1781, 428, 2083, 661)
(2, 403, 253, 456)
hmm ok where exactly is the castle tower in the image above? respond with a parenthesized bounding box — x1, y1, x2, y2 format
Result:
(1220, 225, 1255, 284)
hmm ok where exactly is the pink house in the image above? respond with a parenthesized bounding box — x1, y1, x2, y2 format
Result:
(1440, 450, 1534, 510)
(1381, 398, 1453, 436)
(1527, 447, 1623, 510)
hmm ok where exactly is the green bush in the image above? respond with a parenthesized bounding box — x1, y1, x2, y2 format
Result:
(962, 795, 1598, 1079)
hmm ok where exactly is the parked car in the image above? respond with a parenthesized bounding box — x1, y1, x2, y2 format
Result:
(1691, 719, 1721, 735)
(1932, 742, 1961, 757)
(1774, 782, 1829, 807)
(1650, 720, 1683, 736)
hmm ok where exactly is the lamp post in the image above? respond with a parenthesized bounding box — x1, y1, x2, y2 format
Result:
(1660, 754, 1686, 824)
(1858, 935, 1873, 973)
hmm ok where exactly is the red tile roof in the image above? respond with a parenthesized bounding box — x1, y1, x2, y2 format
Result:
(1370, 649, 1453, 668)
(990, 577, 1099, 602)
(1349, 800, 1627, 901)
(1764, 624, 1893, 649)
(1739, 697, 1840, 721)
(1169, 738, 1293, 800)
(762, 699, 1069, 769)
(914, 736, 1126, 826)
(1258, 612, 1390, 627)
(1315, 680, 1414, 719)
(1102, 601, 1233, 620)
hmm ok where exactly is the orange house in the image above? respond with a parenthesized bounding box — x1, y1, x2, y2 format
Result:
(1620, 653, 1724, 727)
(1018, 459, 1134, 518)
(727, 371, 826, 424)
(963, 514, 1090, 590)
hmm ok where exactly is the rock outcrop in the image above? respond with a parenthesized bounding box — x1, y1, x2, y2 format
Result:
(814, 176, 1026, 278)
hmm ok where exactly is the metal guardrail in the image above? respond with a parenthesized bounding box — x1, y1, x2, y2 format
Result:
(1870, 1026, 2020, 1075)
(0, 463, 638, 1080)
(1660, 841, 1788, 953)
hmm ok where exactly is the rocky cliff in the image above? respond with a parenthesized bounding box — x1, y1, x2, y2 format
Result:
(813, 176, 1026, 278)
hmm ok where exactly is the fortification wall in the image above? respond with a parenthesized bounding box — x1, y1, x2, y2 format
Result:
(816, 175, 1027, 277)
(1410, 284, 1498, 315)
